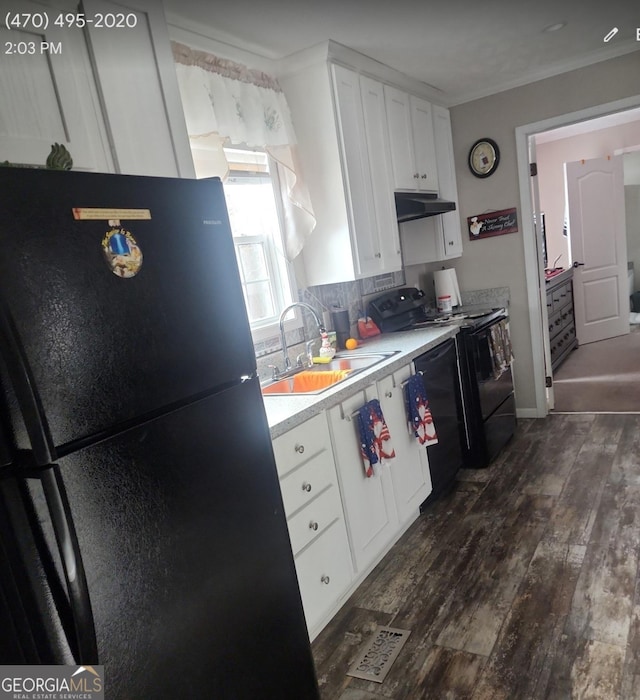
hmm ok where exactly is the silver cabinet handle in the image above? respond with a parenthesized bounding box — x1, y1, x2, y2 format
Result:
(374, 252, 382, 258)
(302, 482, 312, 492)
(309, 521, 319, 531)
(385, 391, 392, 398)
(294, 443, 305, 454)
(320, 575, 331, 585)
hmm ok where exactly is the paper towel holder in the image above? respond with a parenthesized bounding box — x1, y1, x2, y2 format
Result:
(433, 267, 462, 309)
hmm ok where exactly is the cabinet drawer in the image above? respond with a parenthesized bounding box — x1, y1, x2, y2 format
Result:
(272, 413, 331, 478)
(550, 324, 576, 361)
(279, 449, 336, 517)
(557, 323, 576, 352)
(287, 485, 343, 556)
(294, 518, 353, 633)
(546, 292, 553, 314)
(549, 304, 573, 340)
(550, 282, 571, 310)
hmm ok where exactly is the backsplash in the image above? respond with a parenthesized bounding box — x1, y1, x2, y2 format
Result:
(254, 271, 511, 381)
(255, 270, 405, 379)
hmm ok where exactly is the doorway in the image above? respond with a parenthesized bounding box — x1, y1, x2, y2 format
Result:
(515, 98, 640, 416)
(542, 149, 640, 412)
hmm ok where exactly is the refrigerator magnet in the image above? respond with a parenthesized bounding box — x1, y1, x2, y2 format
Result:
(102, 228, 143, 278)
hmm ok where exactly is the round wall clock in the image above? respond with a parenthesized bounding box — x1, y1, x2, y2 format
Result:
(468, 138, 500, 178)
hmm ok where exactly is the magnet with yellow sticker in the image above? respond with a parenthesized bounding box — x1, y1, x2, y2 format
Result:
(102, 228, 143, 278)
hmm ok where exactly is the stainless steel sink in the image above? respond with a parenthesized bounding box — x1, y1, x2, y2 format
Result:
(309, 352, 398, 373)
(261, 351, 398, 396)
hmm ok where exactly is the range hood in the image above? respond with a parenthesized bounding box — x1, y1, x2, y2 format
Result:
(394, 192, 456, 223)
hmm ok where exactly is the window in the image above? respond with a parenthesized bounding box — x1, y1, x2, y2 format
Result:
(222, 148, 296, 338)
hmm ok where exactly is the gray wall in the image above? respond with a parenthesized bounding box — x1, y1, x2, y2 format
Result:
(449, 52, 640, 413)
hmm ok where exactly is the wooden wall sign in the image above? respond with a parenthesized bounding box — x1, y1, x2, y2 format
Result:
(468, 208, 518, 240)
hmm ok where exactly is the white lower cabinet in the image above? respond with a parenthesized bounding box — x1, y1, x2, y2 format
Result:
(327, 384, 399, 574)
(377, 367, 432, 525)
(293, 518, 353, 634)
(272, 361, 432, 637)
(272, 413, 353, 637)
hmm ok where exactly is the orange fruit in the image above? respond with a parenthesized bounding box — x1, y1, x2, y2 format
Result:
(345, 338, 358, 350)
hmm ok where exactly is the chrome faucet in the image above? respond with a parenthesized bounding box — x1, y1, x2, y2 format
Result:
(278, 302, 325, 375)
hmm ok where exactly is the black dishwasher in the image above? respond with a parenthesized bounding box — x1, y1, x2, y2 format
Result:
(414, 338, 464, 508)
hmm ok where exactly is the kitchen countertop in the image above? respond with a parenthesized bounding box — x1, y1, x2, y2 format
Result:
(262, 325, 459, 438)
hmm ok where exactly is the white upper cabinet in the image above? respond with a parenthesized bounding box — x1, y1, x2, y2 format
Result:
(384, 86, 438, 192)
(351, 72, 402, 276)
(432, 105, 463, 259)
(0, 2, 112, 171)
(83, 0, 194, 177)
(279, 61, 401, 286)
(398, 105, 463, 263)
(331, 65, 378, 277)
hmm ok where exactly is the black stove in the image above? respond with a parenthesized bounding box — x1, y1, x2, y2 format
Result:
(367, 287, 502, 333)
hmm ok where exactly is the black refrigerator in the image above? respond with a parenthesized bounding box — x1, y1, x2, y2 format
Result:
(0, 168, 319, 698)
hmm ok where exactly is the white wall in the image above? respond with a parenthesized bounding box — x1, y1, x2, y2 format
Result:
(536, 121, 640, 270)
(449, 51, 640, 413)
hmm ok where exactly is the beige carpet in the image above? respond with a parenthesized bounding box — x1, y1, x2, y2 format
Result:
(552, 324, 640, 412)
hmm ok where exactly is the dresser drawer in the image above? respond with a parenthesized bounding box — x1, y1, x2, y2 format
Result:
(287, 484, 343, 555)
(547, 281, 573, 315)
(272, 412, 331, 478)
(279, 448, 336, 517)
(294, 518, 353, 633)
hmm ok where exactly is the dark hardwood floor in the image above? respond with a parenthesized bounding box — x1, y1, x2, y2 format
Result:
(312, 414, 640, 699)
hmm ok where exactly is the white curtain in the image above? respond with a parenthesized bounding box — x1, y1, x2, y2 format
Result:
(172, 41, 315, 260)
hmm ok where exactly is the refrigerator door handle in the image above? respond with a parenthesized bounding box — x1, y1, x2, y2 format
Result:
(40, 464, 99, 664)
(0, 300, 98, 663)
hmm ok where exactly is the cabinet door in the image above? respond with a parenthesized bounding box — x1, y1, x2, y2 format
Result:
(294, 518, 353, 636)
(410, 96, 438, 192)
(84, 0, 194, 177)
(359, 76, 401, 274)
(378, 367, 432, 525)
(433, 105, 462, 259)
(384, 85, 417, 190)
(332, 65, 380, 278)
(0, 4, 112, 171)
(328, 385, 398, 573)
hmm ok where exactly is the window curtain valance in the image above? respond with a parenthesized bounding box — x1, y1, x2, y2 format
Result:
(172, 41, 315, 260)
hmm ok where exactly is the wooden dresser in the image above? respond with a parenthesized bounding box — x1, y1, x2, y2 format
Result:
(546, 268, 578, 370)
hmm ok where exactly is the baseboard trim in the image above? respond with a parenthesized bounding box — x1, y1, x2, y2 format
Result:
(551, 410, 640, 415)
(516, 408, 542, 419)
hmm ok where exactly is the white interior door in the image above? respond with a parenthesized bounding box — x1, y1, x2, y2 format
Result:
(565, 155, 629, 345)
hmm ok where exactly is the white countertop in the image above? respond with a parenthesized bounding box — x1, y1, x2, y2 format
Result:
(262, 325, 459, 438)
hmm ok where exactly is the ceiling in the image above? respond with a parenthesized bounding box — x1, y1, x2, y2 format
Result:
(164, 0, 640, 105)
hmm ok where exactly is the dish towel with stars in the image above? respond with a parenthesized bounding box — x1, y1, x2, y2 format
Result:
(355, 399, 395, 477)
(404, 374, 438, 446)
